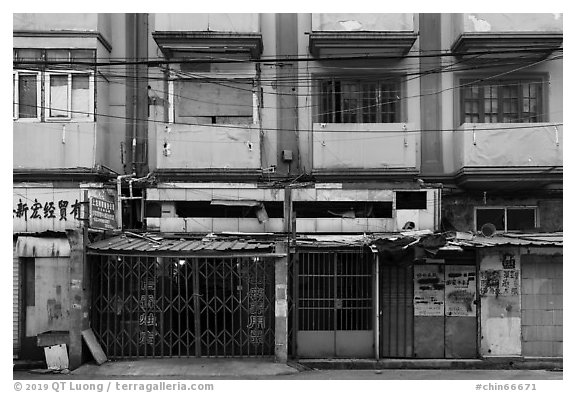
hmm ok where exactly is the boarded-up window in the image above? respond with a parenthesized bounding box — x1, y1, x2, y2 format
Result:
(49, 75, 69, 118)
(71, 75, 90, 119)
(175, 79, 253, 124)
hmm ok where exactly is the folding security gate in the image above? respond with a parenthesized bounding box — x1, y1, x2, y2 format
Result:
(91, 255, 275, 359)
(294, 250, 374, 358)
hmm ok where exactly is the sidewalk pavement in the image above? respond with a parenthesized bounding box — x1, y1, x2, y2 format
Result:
(69, 358, 299, 379)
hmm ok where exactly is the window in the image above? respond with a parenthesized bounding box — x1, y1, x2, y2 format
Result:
(13, 48, 95, 122)
(46, 72, 94, 120)
(171, 78, 255, 125)
(318, 78, 401, 123)
(475, 207, 538, 232)
(396, 191, 427, 210)
(460, 79, 544, 124)
(13, 71, 41, 120)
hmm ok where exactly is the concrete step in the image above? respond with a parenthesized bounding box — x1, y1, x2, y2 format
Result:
(297, 357, 563, 370)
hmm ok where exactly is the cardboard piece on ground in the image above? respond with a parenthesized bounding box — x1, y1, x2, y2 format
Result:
(81, 329, 107, 365)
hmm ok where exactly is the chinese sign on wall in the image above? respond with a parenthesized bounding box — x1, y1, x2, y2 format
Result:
(139, 278, 157, 346)
(445, 265, 477, 317)
(239, 259, 267, 345)
(14, 187, 117, 232)
(479, 269, 519, 297)
(90, 196, 117, 230)
(414, 265, 445, 316)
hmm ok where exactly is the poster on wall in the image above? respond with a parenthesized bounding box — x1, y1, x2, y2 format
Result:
(445, 265, 477, 317)
(414, 265, 445, 316)
(479, 269, 519, 296)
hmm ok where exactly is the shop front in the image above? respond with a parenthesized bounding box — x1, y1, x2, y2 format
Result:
(87, 236, 286, 359)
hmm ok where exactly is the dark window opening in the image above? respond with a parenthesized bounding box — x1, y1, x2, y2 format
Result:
(476, 208, 505, 231)
(145, 202, 161, 218)
(318, 77, 401, 124)
(396, 191, 427, 210)
(172, 201, 284, 219)
(460, 79, 544, 124)
(294, 201, 393, 218)
(507, 209, 536, 231)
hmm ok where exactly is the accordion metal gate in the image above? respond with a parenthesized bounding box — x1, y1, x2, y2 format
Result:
(90, 255, 275, 359)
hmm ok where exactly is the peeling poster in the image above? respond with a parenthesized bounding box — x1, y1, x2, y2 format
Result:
(414, 265, 445, 316)
(445, 265, 476, 317)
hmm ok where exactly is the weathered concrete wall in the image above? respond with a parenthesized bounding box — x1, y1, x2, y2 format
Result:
(24, 257, 71, 337)
(156, 123, 261, 169)
(312, 13, 414, 31)
(442, 195, 563, 233)
(14, 13, 99, 31)
(13, 122, 97, 170)
(458, 13, 562, 34)
(154, 14, 259, 32)
(479, 247, 522, 357)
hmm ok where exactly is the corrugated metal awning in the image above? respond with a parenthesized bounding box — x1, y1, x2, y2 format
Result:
(87, 234, 278, 256)
(454, 233, 563, 248)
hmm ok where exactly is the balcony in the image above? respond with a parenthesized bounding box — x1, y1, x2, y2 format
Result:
(153, 14, 262, 59)
(312, 123, 418, 180)
(14, 122, 98, 170)
(13, 13, 112, 51)
(309, 13, 417, 57)
(451, 14, 563, 61)
(153, 123, 261, 180)
(454, 123, 563, 188)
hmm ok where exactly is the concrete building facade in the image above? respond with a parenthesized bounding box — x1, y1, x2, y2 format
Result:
(13, 13, 562, 367)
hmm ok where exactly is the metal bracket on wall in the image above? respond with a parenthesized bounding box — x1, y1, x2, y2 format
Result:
(403, 123, 408, 147)
(554, 125, 559, 147)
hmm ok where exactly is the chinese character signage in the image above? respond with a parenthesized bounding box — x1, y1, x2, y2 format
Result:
(479, 269, 519, 297)
(90, 196, 117, 230)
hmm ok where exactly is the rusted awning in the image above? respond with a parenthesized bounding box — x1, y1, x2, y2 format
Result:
(87, 234, 281, 257)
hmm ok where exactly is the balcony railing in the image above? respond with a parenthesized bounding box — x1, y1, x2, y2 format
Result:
(13, 122, 98, 170)
(312, 123, 418, 171)
(155, 123, 261, 170)
(454, 123, 563, 169)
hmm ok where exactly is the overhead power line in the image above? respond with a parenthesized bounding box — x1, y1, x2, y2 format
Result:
(12, 46, 562, 67)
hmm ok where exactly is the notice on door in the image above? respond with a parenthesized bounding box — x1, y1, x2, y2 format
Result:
(445, 265, 477, 317)
(414, 265, 445, 316)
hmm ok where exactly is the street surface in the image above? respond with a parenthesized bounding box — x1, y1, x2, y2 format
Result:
(14, 369, 562, 380)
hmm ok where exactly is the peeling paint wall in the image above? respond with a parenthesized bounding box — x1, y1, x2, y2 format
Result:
(154, 13, 260, 32)
(312, 13, 414, 31)
(462, 13, 563, 33)
(479, 248, 521, 356)
(13, 13, 99, 31)
(25, 257, 71, 337)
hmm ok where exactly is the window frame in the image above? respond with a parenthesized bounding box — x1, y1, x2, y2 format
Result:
(455, 74, 549, 126)
(474, 206, 539, 233)
(315, 75, 404, 124)
(13, 48, 96, 123)
(167, 75, 257, 125)
(13, 70, 42, 122)
(44, 70, 95, 122)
